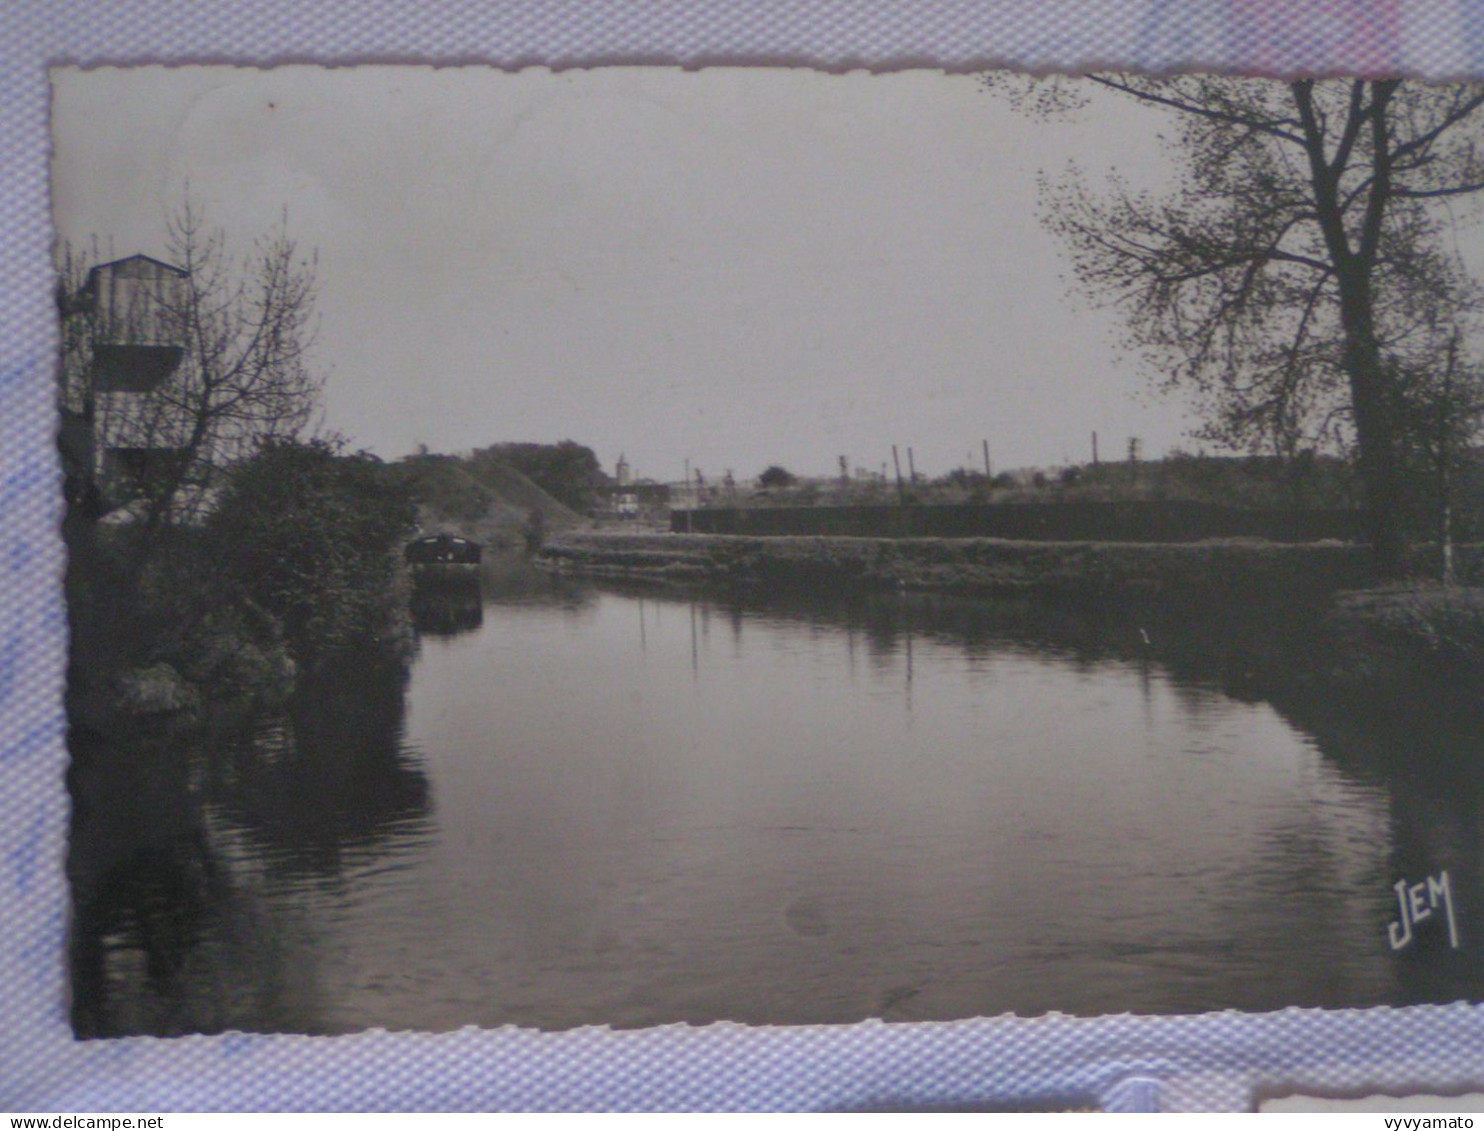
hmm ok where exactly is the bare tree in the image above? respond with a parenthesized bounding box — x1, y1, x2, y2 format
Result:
(60, 199, 322, 559)
(1391, 329, 1484, 581)
(1021, 75, 1484, 573)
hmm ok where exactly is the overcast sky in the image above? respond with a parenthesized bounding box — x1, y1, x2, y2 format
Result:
(53, 66, 1206, 483)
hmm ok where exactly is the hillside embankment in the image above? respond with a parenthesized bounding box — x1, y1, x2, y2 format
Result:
(540, 530, 1484, 704)
(400, 459, 588, 549)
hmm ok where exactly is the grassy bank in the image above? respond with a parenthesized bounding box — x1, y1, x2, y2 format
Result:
(1317, 585, 1484, 701)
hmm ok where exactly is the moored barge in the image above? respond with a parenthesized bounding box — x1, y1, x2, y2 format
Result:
(405, 533, 483, 585)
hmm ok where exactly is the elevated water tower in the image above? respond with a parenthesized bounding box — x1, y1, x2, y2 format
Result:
(59, 254, 190, 513)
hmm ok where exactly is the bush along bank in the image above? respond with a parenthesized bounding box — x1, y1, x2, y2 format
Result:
(539, 531, 1484, 704)
(66, 438, 419, 736)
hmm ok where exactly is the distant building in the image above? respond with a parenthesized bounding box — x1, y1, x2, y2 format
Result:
(59, 254, 192, 516)
(615, 453, 631, 487)
(596, 478, 670, 519)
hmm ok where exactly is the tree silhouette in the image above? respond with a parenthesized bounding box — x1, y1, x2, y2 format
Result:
(60, 199, 321, 567)
(1028, 75, 1484, 572)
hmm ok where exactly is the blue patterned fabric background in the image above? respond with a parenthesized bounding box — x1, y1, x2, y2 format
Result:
(7, 0, 1484, 1113)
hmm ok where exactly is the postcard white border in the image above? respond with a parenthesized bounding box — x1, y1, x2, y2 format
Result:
(6, 0, 1484, 1113)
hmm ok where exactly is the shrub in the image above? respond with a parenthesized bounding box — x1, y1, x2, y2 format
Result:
(207, 438, 418, 668)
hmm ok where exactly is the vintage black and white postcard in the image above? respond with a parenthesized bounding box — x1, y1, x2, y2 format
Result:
(52, 65, 1484, 1039)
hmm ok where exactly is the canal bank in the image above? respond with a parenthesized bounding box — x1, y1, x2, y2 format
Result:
(540, 531, 1484, 706)
(540, 530, 1389, 600)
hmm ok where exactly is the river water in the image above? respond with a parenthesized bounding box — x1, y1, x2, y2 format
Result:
(76, 565, 1484, 1035)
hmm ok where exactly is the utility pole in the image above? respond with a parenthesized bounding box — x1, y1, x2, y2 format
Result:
(683, 458, 693, 533)
(982, 439, 991, 479)
(907, 447, 917, 484)
(1092, 431, 1099, 466)
(891, 445, 905, 504)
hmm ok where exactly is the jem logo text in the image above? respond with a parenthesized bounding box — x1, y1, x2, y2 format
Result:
(1388, 870, 1460, 951)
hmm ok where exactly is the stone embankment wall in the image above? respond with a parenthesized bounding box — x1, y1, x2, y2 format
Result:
(541, 531, 1382, 606)
(674, 501, 1361, 542)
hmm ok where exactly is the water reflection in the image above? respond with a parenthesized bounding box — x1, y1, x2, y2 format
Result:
(1265, 691, 1484, 1003)
(70, 646, 431, 1036)
(206, 652, 432, 882)
(73, 567, 1484, 1034)
(67, 721, 221, 1037)
(316, 577, 1422, 1029)
(650, 583, 1479, 1015)
(410, 584, 484, 637)
(480, 554, 595, 610)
